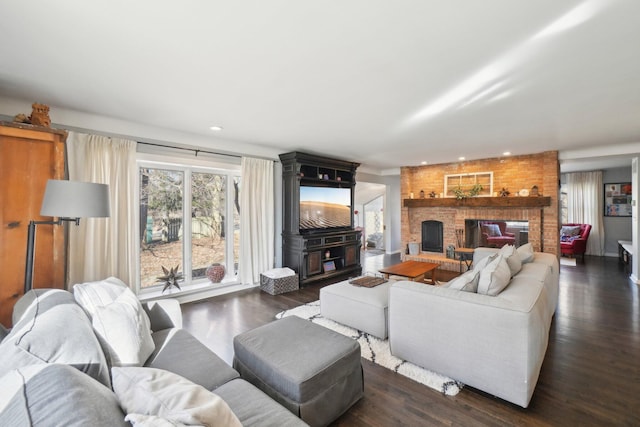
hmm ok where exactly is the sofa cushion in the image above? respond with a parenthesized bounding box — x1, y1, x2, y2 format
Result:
(517, 243, 535, 264)
(214, 378, 309, 427)
(112, 366, 242, 427)
(146, 328, 240, 391)
(445, 269, 480, 293)
(477, 255, 512, 296)
(499, 244, 522, 277)
(0, 364, 127, 427)
(0, 289, 111, 388)
(74, 277, 155, 367)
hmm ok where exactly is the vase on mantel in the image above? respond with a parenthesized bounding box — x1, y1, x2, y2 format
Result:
(206, 263, 225, 283)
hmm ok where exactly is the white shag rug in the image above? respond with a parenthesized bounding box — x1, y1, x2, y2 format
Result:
(276, 301, 463, 396)
(560, 257, 577, 267)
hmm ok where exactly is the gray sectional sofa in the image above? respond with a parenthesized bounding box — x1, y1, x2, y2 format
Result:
(389, 247, 559, 408)
(0, 288, 307, 426)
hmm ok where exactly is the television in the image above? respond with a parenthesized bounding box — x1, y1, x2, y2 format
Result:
(299, 185, 352, 232)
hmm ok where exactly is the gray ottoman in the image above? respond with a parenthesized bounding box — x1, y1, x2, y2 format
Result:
(233, 316, 363, 427)
(320, 279, 391, 339)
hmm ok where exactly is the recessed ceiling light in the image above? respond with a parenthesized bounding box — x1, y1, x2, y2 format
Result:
(209, 126, 223, 131)
(503, 151, 511, 156)
(421, 161, 428, 165)
(458, 156, 465, 161)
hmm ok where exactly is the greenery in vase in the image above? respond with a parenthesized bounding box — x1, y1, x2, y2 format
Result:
(453, 184, 484, 199)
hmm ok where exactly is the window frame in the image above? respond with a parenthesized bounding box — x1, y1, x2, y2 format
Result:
(135, 152, 241, 296)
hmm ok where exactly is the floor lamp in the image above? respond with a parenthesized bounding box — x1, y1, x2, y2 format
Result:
(24, 179, 110, 294)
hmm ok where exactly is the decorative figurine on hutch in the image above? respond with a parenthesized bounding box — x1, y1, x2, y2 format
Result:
(419, 189, 425, 199)
(29, 103, 52, 127)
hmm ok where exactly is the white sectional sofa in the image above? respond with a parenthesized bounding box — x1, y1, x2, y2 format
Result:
(388, 246, 559, 408)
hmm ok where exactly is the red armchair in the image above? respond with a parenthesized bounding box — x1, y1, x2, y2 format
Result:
(480, 221, 515, 248)
(560, 223, 592, 261)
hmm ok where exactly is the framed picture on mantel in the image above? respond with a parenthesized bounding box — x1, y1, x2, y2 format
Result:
(604, 182, 632, 217)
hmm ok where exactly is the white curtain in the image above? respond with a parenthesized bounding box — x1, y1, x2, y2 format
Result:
(66, 131, 137, 287)
(239, 157, 275, 284)
(565, 171, 605, 256)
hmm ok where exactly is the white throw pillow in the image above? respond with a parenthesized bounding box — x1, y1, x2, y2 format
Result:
(472, 252, 498, 272)
(445, 269, 480, 293)
(498, 244, 522, 277)
(74, 277, 154, 367)
(560, 225, 581, 237)
(484, 224, 502, 237)
(517, 243, 535, 264)
(477, 255, 512, 296)
(112, 367, 242, 427)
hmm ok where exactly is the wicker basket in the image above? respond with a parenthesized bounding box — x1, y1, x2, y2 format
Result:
(260, 271, 299, 295)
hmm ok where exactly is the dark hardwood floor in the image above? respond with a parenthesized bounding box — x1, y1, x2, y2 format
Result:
(182, 254, 640, 426)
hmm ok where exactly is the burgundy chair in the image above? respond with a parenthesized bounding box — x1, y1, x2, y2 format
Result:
(560, 223, 592, 262)
(480, 222, 515, 248)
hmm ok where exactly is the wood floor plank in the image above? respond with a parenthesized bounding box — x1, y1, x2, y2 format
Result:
(182, 254, 640, 426)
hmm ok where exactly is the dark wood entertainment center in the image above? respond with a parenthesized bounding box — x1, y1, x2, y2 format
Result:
(279, 152, 362, 286)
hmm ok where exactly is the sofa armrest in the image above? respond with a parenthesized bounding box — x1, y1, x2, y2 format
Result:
(142, 299, 183, 331)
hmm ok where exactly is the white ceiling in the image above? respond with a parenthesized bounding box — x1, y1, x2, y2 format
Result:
(1, 1, 639, 173)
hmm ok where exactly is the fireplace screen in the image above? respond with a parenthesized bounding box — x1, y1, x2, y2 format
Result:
(422, 220, 443, 253)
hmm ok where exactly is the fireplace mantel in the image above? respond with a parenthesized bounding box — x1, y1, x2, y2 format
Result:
(403, 196, 551, 208)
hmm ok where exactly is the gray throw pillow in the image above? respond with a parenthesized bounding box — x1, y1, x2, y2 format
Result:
(0, 364, 128, 427)
(0, 289, 111, 388)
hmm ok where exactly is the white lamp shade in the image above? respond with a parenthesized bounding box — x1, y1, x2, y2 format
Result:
(40, 180, 110, 218)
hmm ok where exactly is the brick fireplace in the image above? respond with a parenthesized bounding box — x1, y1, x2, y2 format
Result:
(401, 151, 560, 258)
(410, 206, 542, 252)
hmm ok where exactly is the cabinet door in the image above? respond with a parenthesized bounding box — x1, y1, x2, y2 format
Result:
(0, 124, 66, 326)
(307, 251, 322, 275)
(344, 245, 358, 266)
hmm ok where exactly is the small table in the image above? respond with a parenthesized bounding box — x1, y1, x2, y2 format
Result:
(379, 261, 439, 284)
(454, 248, 475, 272)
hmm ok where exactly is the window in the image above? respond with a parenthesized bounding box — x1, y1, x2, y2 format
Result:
(138, 160, 240, 292)
(444, 172, 493, 197)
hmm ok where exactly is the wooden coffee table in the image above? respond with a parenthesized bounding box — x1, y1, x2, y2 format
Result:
(379, 261, 439, 285)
